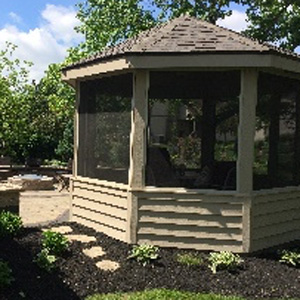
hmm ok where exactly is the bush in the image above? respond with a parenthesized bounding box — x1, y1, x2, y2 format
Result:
(208, 251, 243, 274)
(34, 249, 56, 272)
(280, 250, 300, 267)
(128, 244, 159, 266)
(0, 211, 23, 237)
(41, 230, 69, 255)
(176, 253, 203, 266)
(0, 260, 14, 289)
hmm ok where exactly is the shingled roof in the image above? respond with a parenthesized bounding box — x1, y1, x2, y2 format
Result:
(63, 15, 300, 70)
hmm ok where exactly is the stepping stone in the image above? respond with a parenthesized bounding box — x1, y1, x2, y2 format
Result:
(83, 246, 106, 258)
(65, 234, 96, 243)
(44, 225, 73, 234)
(96, 260, 120, 272)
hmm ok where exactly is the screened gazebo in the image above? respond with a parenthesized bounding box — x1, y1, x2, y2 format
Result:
(62, 16, 300, 253)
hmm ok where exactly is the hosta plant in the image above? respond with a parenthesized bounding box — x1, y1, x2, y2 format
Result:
(208, 251, 243, 274)
(0, 211, 23, 237)
(280, 250, 300, 267)
(128, 244, 159, 266)
(0, 260, 14, 288)
(35, 249, 56, 272)
(41, 230, 69, 255)
(176, 253, 203, 266)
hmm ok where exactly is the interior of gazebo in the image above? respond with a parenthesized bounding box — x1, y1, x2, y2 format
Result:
(77, 70, 300, 191)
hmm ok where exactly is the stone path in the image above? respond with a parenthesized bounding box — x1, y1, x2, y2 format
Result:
(48, 225, 120, 272)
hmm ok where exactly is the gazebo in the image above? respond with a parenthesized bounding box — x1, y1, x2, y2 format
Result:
(62, 15, 300, 253)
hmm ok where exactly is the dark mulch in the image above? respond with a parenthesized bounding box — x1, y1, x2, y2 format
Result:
(0, 222, 300, 300)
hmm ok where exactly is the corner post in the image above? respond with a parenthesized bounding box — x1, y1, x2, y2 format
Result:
(127, 70, 149, 244)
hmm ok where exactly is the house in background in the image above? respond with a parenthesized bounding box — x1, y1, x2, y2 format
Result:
(62, 15, 300, 253)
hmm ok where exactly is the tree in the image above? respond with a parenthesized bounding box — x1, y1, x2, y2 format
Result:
(153, 0, 241, 24)
(243, 0, 300, 51)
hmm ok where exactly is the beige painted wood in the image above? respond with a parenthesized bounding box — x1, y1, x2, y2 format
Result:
(138, 201, 243, 216)
(73, 196, 127, 219)
(252, 198, 300, 216)
(138, 236, 243, 252)
(73, 182, 128, 199)
(128, 54, 300, 75)
(138, 226, 242, 241)
(73, 81, 80, 177)
(251, 230, 300, 252)
(73, 189, 127, 209)
(74, 176, 128, 191)
(72, 206, 126, 229)
(139, 214, 243, 228)
(62, 58, 130, 81)
(127, 70, 149, 244)
(73, 215, 126, 242)
(237, 69, 258, 193)
(253, 209, 300, 228)
(242, 197, 252, 252)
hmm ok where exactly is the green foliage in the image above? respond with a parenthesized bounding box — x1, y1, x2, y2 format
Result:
(208, 251, 243, 274)
(34, 248, 56, 273)
(86, 288, 245, 300)
(243, 0, 300, 51)
(280, 250, 300, 267)
(0, 211, 23, 238)
(41, 230, 69, 256)
(154, 0, 240, 24)
(176, 253, 203, 266)
(0, 260, 14, 289)
(128, 244, 159, 266)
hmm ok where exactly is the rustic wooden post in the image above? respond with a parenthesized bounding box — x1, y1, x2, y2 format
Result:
(237, 69, 258, 193)
(127, 70, 149, 244)
(238, 69, 258, 253)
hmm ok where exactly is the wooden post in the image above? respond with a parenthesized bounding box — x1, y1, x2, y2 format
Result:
(74, 80, 80, 177)
(237, 69, 258, 193)
(127, 70, 149, 244)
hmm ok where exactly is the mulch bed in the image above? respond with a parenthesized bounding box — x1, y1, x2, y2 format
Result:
(0, 222, 299, 300)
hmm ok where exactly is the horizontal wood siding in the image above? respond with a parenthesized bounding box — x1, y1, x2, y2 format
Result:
(251, 190, 300, 252)
(136, 192, 244, 252)
(71, 177, 128, 241)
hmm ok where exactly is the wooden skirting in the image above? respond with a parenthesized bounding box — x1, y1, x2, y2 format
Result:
(251, 188, 300, 252)
(135, 191, 244, 253)
(71, 177, 128, 242)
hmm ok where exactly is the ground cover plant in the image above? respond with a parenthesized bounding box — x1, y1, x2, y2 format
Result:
(0, 211, 23, 237)
(0, 222, 300, 300)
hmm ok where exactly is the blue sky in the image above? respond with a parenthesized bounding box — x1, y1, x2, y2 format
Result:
(0, 1, 249, 81)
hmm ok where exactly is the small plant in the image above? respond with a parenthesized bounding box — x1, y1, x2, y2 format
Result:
(128, 244, 159, 266)
(208, 251, 243, 274)
(0, 260, 14, 288)
(41, 230, 69, 255)
(0, 211, 23, 237)
(280, 250, 300, 267)
(177, 253, 203, 266)
(34, 249, 56, 272)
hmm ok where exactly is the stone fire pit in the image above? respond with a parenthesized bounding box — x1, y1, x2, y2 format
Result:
(8, 174, 54, 190)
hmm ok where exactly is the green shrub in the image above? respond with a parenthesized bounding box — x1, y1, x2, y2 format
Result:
(208, 251, 243, 274)
(176, 253, 203, 266)
(34, 249, 56, 272)
(128, 244, 159, 266)
(0, 211, 23, 237)
(0, 260, 14, 288)
(280, 250, 300, 267)
(41, 230, 69, 255)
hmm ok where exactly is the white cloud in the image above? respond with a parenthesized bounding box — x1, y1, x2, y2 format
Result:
(217, 10, 248, 32)
(9, 12, 22, 24)
(0, 5, 82, 81)
(41, 4, 82, 44)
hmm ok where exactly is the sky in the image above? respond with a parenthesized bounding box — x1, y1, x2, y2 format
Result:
(0, 1, 249, 81)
